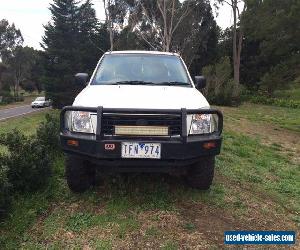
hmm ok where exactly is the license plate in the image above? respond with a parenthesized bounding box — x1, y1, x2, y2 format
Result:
(121, 142, 161, 159)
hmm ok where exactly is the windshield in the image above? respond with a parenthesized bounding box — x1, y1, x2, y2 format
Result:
(91, 54, 191, 86)
(35, 97, 45, 101)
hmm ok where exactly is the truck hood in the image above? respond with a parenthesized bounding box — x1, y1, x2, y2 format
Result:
(73, 85, 209, 109)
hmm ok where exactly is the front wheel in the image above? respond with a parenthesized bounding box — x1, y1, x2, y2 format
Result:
(185, 157, 215, 190)
(65, 155, 95, 193)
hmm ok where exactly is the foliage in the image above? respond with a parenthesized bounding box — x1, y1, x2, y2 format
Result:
(104, 0, 218, 76)
(0, 91, 14, 104)
(36, 113, 61, 155)
(0, 165, 11, 218)
(0, 20, 43, 97)
(241, 0, 300, 94)
(273, 79, 300, 101)
(42, 0, 109, 108)
(0, 19, 23, 60)
(260, 55, 300, 95)
(2, 46, 39, 97)
(202, 57, 240, 106)
(0, 19, 23, 94)
(243, 94, 300, 109)
(0, 112, 61, 217)
(174, 0, 218, 76)
(114, 27, 149, 51)
(0, 130, 51, 192)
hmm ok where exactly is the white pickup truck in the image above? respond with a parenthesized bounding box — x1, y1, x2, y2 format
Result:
(60, 51, 223, 192)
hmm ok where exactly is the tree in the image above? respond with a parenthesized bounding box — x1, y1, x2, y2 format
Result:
(4, 46, 36, 97)
(0, 19, 23, 61)
(242, 0, 300, 95)
(102, 0, 128, 51)
(156, 0, 190, 51)
(215, 0, 246, 93)
(114, 27, 149, 50)
(42, 0, 106, 108)
(27, 50, 46, 93)
(173, 0, 218, 75)
(202, 56, 238, 106)
(128, 0, 190, 52)
(103, 0, 114, 50)
(0, 19, 23, 94)
(0, 62, 8, 92)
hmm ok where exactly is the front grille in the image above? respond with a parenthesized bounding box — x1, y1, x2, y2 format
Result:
(102, 114, 181, 136)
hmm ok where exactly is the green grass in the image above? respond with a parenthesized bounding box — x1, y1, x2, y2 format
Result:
(223, 103, 300, 132)
(161, 241, 178, 250)
(0, 110, 56, 135)
(0, 103, 299, 248)
(0, 110, 57, 154)
(218, 130, 300, 212)
(0, 156, 67, 249)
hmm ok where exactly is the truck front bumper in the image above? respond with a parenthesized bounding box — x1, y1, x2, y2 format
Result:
(60, 106, 223, 172)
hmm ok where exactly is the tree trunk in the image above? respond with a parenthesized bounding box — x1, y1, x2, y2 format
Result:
(104, 0, 113, 51)
(109, 24, 113, 51)
(232, 0, 239, 86)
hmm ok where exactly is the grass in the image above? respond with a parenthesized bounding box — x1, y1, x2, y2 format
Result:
(220, 103, 300, 132)
(0, 103, 299, 248)
(218, 130, 300, 212)
(0, 110, 55, 135)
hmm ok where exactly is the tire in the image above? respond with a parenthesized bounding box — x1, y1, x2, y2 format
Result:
(185, 157, 215, 190)
(65, 155, 95, 193)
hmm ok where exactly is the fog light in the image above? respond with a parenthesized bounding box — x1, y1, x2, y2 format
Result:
(203, 142, 216, 149)
(67, 140, 79, 147)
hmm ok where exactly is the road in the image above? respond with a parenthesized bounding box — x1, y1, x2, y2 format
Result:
(0, 105, 47, 121)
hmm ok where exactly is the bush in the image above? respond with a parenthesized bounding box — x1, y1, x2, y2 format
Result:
(0, 130, 52, 192)
(14, 95, 25, 102)
(36, 113, 61, 155)
(260, 54, 300, 96)
(202, 57, 241, 106)
(245, 94, 300, 109)
(0, 92, 25, 104)
(0, 165, 11, 218)
(0, 91, 14, 104)
(0, 113, 61, 217)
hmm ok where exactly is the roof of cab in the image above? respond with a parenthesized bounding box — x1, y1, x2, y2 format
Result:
(104, 50, 179, 56)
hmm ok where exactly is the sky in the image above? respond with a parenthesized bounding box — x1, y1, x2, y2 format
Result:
(0, 0, 234, 50)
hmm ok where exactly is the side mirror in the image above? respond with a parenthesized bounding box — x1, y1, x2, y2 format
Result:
(75, 73, 89, 86)
(194, 76, 206, 90)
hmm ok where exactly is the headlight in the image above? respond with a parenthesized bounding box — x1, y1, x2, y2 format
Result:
(189, 114, 212, 135)
(71, 111, 94, 133)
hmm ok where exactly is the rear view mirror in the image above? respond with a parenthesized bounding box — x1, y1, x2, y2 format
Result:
(75, 73, 89, 86)
(194, 76, 206, 90)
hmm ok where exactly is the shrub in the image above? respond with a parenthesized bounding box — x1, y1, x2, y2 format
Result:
(260, 54, 300, 96)
(0, 130, 52, 192)
(0, 165, 11, 218)
(36, 113, 61, 155)
(0, 114, 61, 217)
(202, 57, 241, 106)
(246, 95, 300, 109)
(0, 91, 14, 104)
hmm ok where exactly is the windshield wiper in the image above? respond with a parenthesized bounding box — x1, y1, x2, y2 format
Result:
(155, 81, 190, 86)
(112, 81, 154, 85)
(107, 81, 190, 86)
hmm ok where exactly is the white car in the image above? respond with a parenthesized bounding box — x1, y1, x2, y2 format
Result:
(60, 51, 223, 193)
(31, 97, 51, 108)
